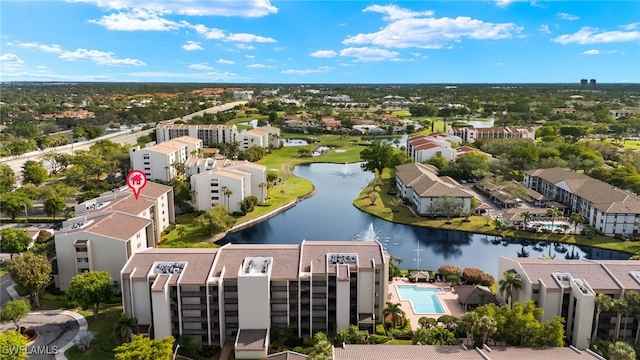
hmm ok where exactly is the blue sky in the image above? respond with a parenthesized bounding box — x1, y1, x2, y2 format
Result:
(1, 0, 639, 83)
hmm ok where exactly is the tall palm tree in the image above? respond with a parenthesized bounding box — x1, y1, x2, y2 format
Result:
(221, 186, 233, 209)
(458, 312, 481, 346)
(478, 315, 497, 346)
(624, 291, 640, 346)
(546, 206, 563, 231)
(259, 182, 269, 202)
(593, 293, 614, 343)
(613, 297, 629, 341)
(176, 226, 187, 238)
(569, 212, 586, 234)
(498, 272, 523, 308)
(520, 211, 533, 226)
(113, 313, 138, 344)
(383, 302, 406, 335)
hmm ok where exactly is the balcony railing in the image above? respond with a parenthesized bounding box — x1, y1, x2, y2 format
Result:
(181, 304, 207, 310)
(182, 316, 208, 322)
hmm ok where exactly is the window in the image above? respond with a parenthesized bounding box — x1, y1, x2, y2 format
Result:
(77, 258, 89, 263)
(375, 269, 380, 274)
(137, 233, 141, 238)
(137, 243, 142, 248)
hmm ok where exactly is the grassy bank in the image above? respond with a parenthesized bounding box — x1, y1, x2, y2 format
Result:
(354, 176, 640, 256)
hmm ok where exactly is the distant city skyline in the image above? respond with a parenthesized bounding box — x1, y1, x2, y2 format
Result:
(1, 0, 639, 83)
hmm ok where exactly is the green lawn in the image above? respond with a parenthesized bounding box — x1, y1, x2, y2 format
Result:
(160, 213, 219, 247)
(386, 339, 413, 345)
(65, 304, 124, 360)
(354, 176, 640, 256)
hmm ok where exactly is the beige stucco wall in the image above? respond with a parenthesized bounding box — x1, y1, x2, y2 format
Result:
(238, 274, 270, 329)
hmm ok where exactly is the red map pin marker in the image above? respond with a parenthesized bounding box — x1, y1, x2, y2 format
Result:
(126, 170, 147, 200)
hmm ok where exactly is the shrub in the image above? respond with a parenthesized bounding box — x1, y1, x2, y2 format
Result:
(369, 334, 390, 344)
(73, 331, 95, 351)
(199, 345, 218, 358)
(302, 338, 315, 347)
(284, 337, 304, 347)
(163, 225, 176, 235)
(445, 274, 461, 284)
(293, 346, 304, 354)
(375, 324, 386, 335)
(462, 267, 495, 286)
(36, 231, 53, 243)
(179, 335, 202, 356)
(271, 326, 280, 341)
(438, 264, 462, 277)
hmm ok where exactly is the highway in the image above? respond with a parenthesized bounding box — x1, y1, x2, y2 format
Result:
(2, 101, 247, 174)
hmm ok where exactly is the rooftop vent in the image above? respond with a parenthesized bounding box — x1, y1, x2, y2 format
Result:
(328, 253, 358, 266)
(70, 219, 94, 230)
(154, 262, 186, 275)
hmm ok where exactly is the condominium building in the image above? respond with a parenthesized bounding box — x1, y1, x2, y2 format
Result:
(156, 124, 238, 145)
(239, 127, 281, 150)
(498, 257, 640, 349)
(189, 159, 267, 213)
(395, 163, 475, 216)
(407, 133, 490, 163)
(447, 126, 536, 143)
(120, 241, 389, 359)
(524, 167, 640, 236)
(130, 136, 203, 181)
(55, 182, 174, 291)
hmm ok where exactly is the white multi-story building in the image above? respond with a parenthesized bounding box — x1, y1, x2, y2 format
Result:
(130, 136, 203, 181)
(120, 241, 389, 358)
(190, 160, 267, 213)
(55, 182, 174, 291)
(498, 257, 640, 349)
(395, 163, 475, 216)
(447, 126, 536, 143)
(156, 124, 238, 145)
(524, 167, 640, 236)
(233, 90, 253, 100)
(239, 127, 281, 150)
(406, 134, 458, 162)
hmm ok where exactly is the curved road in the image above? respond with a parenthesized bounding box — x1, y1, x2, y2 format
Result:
(2, 100, 247, 174)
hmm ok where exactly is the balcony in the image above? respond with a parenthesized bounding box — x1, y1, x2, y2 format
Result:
(181, 304, 207, 310)
(181, 291, 204, 297)
(182, 316, 208, 322)
(272, 311, 287, 316)
(272, 286, 287, 292)
(183, 329, 208, 335)
(271, 298, 287, 304)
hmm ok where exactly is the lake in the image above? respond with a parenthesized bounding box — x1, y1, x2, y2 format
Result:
(220, 163, 629, 276)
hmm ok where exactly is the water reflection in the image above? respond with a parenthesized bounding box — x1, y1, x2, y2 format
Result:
(220, 162, 629, 276)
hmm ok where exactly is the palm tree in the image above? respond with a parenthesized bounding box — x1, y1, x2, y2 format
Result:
(608, 341, 636, 360)
(520, 211, 533, 227)
(113, 313, 138, 344)
(498, 272, 523, 308)
(176, 226, 187, 238)
(195, 210, 218, 235)
(477, 315, 497, 346)
(458, 312, 480, 346)
(221, 186, 232, 209)
(559, 224, 571, 234)
(259, 182, 269, 202)
(624, 291, 640, 346)
(546, 206, 563, 231)
(383, 302, 406, 335)
(593, 293, 614, 343)
(613, 297, 629, 341)
(569, 212, 586, 234)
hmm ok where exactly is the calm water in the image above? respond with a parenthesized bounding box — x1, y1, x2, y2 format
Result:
(220, 163, 629, 276)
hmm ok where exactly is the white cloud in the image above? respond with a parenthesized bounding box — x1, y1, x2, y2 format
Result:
(13, 41, 63, 53)
(0, 53, 26, 74)
(363, 4, 434, 21)
(310, 50, 337, 58)
(192, 24, 226, 39)
(339, 23, 348, 27)
(59, 48, 146, 66)
(189, 63, 214, 70)
(281, 66, 333, 75)
(235, 44, 256, 50)
(495, 0, 517, 7)
(72, 0, 278, 17)
(182, 41, 203, 51)
(126, 70, 239, 81)
(538, 24, 551, 34)
(89, 9, 184, 31)
(226, 33, 276, 43)
(553, 27, 640, 44)
(623, 22, 640, 30)
(217, 59, 235, 65)
(247, 63, 275, 68)
(557, 12, 580, 21)
(339, 47, 400, 62)
(581, 49, 600, 55)
(0, 53, 24, 63)
(344, 4, 522, 49)
(245, 55, 255, 59)
(339, 63, 355, 66)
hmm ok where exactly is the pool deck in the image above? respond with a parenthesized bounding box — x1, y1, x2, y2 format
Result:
(389, 278, 466, 330)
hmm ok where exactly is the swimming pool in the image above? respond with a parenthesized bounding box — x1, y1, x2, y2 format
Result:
(395, 285, 446, 314)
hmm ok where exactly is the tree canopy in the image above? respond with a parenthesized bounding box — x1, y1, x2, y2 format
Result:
(0, 228, 32, 259)
(0, 330, 28, 360)
(6, 253, 51, 308)
(0, 299, 31, 331)
(67, 270, 114, 321)
(114, 334, 174, 360)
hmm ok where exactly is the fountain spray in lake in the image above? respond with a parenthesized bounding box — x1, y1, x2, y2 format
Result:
(356, 223, 389, 243)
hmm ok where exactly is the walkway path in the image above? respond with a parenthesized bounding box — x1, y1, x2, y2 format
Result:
(2, 279, 87, 360)
(218, 340, 235, 360)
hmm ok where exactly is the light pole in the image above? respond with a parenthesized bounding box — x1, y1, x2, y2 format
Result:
(172, 344, 181, 360)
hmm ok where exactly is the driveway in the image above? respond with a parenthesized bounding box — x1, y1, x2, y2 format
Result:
(1, 273, 14, 307)
(0, 311, 81, 360)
